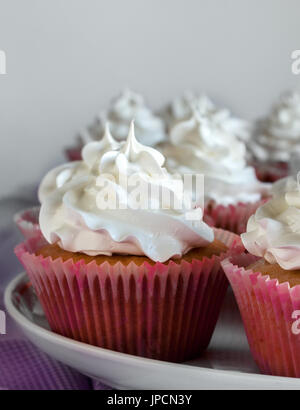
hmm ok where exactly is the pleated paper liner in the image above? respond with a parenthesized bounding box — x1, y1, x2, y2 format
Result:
(253, 160, 288, 183)
(15, 229, 242, 363)
(222, 254, 300, 378)
(14, 206, 41, 239)
(204, 200, 266, 235)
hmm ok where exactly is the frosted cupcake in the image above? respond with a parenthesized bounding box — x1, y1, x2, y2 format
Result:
(222, 175, 300, 377)
(161, 110, 269, 234)
(66, 89, 166, 161)
(161, 91, 251, 144)
(250, 91, 300, 182)
(16, 122, 239, 362)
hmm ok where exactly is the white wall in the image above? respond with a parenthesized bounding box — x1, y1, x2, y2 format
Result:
(0, 0, 300, 198)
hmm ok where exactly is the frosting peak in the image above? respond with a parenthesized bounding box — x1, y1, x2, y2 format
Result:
(81, 124, 120, 171)
(39, 123, 213, 262)
(163, 92, 251, 142)
(94, 121, 166, 180)
(170, 92, 214, 123)
(121, 121, 164, 168)
(242, 175, 300, 270)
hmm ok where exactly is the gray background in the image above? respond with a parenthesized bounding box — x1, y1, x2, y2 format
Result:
(0, 0, 300, 198)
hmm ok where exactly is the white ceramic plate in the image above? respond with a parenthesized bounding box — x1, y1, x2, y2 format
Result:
(5, 272, 300, 390)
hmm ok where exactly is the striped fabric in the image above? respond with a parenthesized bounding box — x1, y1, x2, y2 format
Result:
(0, 202, 112, 390)
(0, 339, 112, 390)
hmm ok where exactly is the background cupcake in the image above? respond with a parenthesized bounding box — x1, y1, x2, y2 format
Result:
(14, 206, 41, 239)
(250, 91, 300, 182)
(161, 110, 270, 234)
(160, 91, 251, 146)
(222, 175, 300, 377)
(16, 122, 239, 363)
(66, 89, 166, 160)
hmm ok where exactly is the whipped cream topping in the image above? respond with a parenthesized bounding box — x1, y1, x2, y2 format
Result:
(162, 111, 268, 206)
(79, 89, 166, 147)
(250, 91, 300, 162)
(162, 92, 250, 142)
(242, 176, 300, 270)
(39, 122, 213, 262)
(166, 92, 214, 125)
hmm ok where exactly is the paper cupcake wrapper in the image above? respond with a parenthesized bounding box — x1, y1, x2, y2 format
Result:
(253, 161, 288, 183)
(15, 229, 240, 363)
(222, 254, 300, 378)
(14, 206, 41, 239)
(65, 147, 82, 162)
(204, 200, 266, 235)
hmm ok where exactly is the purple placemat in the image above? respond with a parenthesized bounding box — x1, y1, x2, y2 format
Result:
(0, 198, 112, 390)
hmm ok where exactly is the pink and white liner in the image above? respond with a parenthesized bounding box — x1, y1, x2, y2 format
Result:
(222, 253, 300, 378)
(15, 228, 242, 363)
(14, 206, 41, 239)
(204, 200, 266, 235)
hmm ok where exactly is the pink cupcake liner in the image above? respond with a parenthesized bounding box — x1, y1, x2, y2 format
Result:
(222, 254, 300, 378)
(14, 206, 41, 239)
(253, 161, 288, 183)
(15, 229, 241, 363)
(213, 227, 244, 251)
(65, 147, 82, 162)
(204, 199, 267, 235)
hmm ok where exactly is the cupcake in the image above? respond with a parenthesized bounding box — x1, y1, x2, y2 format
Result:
(160, 91, 251, 145)
(14, 206, 41, 239)
(16, 122, 239, 362)
(222, 175, 300, 377)
(161, 110, 270, 235)
(250, 91, 300, 182)
(66, 89, 166, 161)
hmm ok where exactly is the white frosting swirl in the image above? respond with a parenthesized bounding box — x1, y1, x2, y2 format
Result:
(80, 89, 166, 147)
(166, 92, 214, 125)
(242, 176, 300, 270)
(162, 111, 268, 206)
(162, 92, 250, 142)
(39, 122, 213, 262)
(250, 91, 300, 162)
